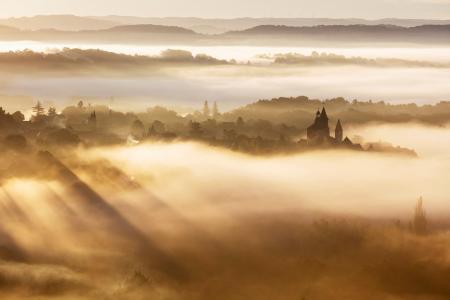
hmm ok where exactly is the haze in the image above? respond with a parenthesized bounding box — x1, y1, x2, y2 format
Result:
(1, 0, 450, 19)
(2, 123, 450, 299)
(0, 52, 448, 114)
(0, 2, 450, 298)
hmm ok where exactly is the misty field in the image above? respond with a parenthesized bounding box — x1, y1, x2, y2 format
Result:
(0, 124, 450, 299)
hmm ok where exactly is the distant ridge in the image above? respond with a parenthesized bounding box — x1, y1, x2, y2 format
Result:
(93, 16, 450, 33)
(222, 24, 450, 44)
(104, 24, 197, 34)
(0, 25, 19, 33)
(0, 15, 119, 31)
(1, 15, 450, 33)
(0, 22, 448, 45)
(226, 24, 450, 35)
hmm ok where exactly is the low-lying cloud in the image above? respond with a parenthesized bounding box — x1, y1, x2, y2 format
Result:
(0, 123, 450, 299)
(263, 51, 450, 68)
(0, 49, 448, 75)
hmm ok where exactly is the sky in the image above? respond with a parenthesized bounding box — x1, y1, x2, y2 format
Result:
(1, 0, 449, 19)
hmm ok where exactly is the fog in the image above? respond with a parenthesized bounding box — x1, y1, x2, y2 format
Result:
(1, 42, 450, 63)
(0, 45, 448, 112)
(1, 123, 450, 299)
(0, 39, 449, 297)
(1, 64, 449, 113)
(80, 123, 450, 218)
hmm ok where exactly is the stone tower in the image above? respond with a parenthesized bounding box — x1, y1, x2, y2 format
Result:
(307, 107, 330, 144)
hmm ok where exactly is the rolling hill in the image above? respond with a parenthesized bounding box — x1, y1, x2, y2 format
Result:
(93, 16, 450, 33)
(0, 15, 120, 31)
(1, 15, 449, 33)
(0, 22, 448, 45)
(223, 24, 450, 44)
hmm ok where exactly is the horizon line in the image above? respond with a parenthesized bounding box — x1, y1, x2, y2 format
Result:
(0, 14, 449, 21)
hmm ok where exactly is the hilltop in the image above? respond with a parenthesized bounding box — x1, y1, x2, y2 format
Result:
(0, 14, 119, 31)
(0, 48, 229, 74)
(103, 24, 197, 34)
(2, 15, 450, 33)
(0, 22, 448, 45)
(224, 24, 450, 44)
(224, 96, 450, 127)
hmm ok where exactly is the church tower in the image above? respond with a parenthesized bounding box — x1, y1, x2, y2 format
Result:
(307, 107, 330, 144)
(335, 119, 343, 143)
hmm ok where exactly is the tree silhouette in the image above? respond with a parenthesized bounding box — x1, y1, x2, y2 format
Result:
(413, 197, 428, 235)
(203, 101, 210, 118)
(149, 120, 166, 136)
(48, 107, 57, 117)
(212, 102, 219, 119)
(131, 119, 145, 139)
(32, 101, 45, 117)
(237, 116, 245, 129)
(31, 101, 46, 123)
(12, 111, 25, 122)
(88, 111, 97, 130)
(190, 121, 203, 138)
